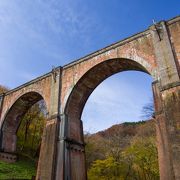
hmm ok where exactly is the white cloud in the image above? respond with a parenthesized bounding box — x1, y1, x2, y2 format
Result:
(0, 0, 101, 46)
(0, 0, 104, 88)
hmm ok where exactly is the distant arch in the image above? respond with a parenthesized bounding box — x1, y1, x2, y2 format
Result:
(0, 91, 46, 153)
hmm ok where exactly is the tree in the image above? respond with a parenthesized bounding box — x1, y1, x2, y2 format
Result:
(87, 136, 159, 180)
(86, 120, 159, 180)
(85, 133, 107, 169)
(141, 99, 155, 119)
(122, 137, 159, 180)
(88, 157, 123, 180)
(17, 100, 47, 159)
(0, 85, 8, 94)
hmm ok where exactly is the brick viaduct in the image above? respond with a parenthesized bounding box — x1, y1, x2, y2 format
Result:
(0, 16, 180, 180)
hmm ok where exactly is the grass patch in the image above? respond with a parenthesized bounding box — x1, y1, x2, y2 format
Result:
(0, 157, 36, 179)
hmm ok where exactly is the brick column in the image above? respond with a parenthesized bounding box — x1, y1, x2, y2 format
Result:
(152, 81, 175, 180)
(36, 67, 61, 180)
(36, 115, 59, 180)
(151, 20, 180, 180)
(55, 114, 87, 180)
(161, 85, 180, 180)
(150, 21, 180, 87)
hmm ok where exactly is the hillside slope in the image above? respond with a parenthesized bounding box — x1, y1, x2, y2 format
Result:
(85, 119, 159, 180)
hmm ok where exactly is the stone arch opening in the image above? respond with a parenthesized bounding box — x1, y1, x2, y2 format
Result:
(82, 71, 154, 132)
(65, 58, 153, 120)
(0, 91, 46, 154)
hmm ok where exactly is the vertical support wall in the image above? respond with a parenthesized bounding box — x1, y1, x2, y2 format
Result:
(153, 82, 180, 180)
(151, 21, 180, 180)
(152, 81, 175, 180)
(150, 21, 180, 87)
(55, 114, 86, 180)
(55, 114, 67, 179)
(161, 86, 180, 180)
(36, 67, 61, 180)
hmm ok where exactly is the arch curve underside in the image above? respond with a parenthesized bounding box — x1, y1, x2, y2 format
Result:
(65, 58, 151, 120)
(1, 92, 43, 153)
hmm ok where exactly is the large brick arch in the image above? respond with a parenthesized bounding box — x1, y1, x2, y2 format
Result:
(61, 42, 157, 113)
(64, 58, 153, 120)
(1, 91, 45, 153)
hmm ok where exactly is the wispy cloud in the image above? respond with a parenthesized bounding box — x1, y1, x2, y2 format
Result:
(0, 0, 103, 87)
(0, 0, 102, 47)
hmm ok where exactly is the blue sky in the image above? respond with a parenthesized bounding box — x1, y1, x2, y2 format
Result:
(0, 0, 179, 132)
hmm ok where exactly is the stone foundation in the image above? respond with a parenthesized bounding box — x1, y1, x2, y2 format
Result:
(0, 152, 17, 163)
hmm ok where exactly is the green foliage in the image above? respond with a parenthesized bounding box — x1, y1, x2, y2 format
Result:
(123, 121, 146, 126)
(85, 133, 107, 169)
(17, 101, 46, 159)
(0, 159, 36, 179)
(122, 137, 159, 179)
(86, 120, 159, 180)
(88, 157, 123, 180)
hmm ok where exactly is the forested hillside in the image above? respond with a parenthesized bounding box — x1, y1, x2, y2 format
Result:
(85, 120, 159, 180)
